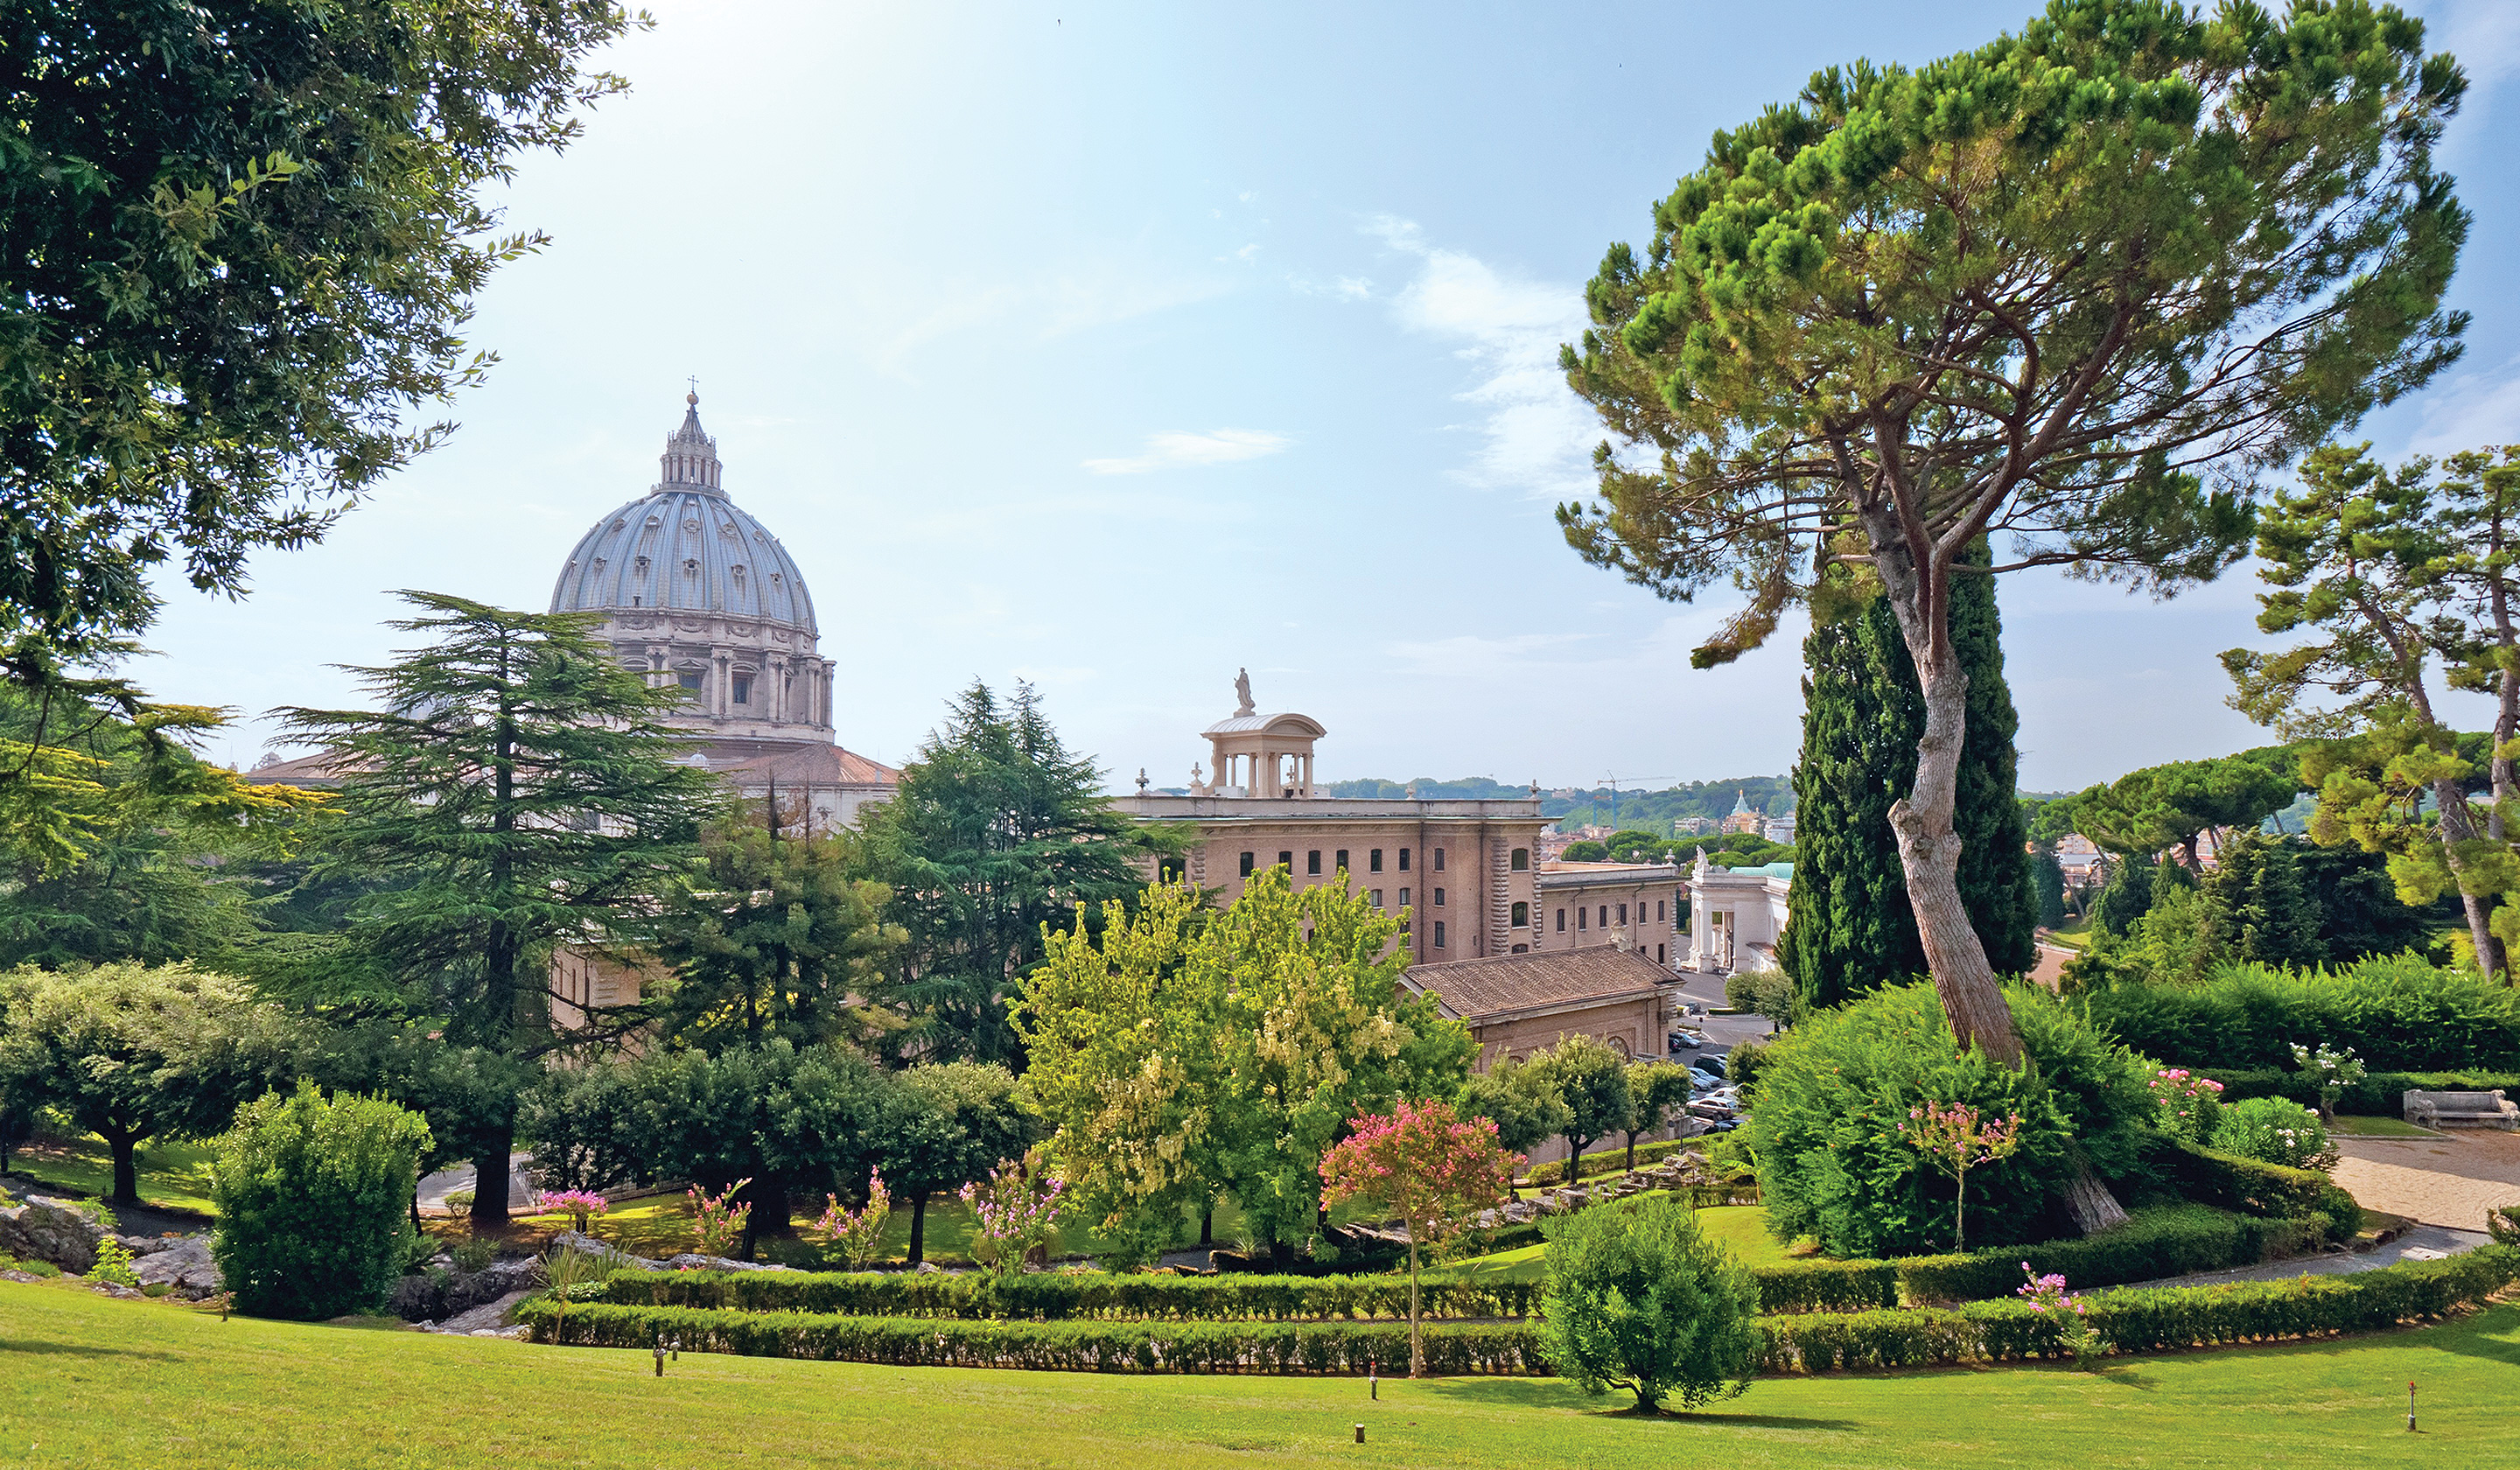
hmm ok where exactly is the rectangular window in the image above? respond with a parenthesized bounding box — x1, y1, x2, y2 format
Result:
(1398, 887, 1410, 908)
(1158, 856, 1186, 883)
(1433, 920, 1446, 948)
(1657, 943, 1666, 964)
(1240, 851, 1255, 878)
(1398, 848, 1411, 872)
(1657, 900, 1666, 922)
(731, 674, 752, 705)
(1619, 903, 1628, 924)
(1279, 850, 1293, 872)
(1369, 849, 1383, 873)
(1510, 901, 1529, 928)
(1433, 887, 1446, 907)
(1599, 906, 1608, 928)
(1556, 908, 1565, 933)
(676, 671, 702, 692)
(1433, 848, 1446, 872)
(1334, 850, 1348, 875)
(1370, 890, 1384, 909)
(1577, 907, 1587, 930)
(1307, 850, 1322, 875)
(1511, 847, 1530, 872)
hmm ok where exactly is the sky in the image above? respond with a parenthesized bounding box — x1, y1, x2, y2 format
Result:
(138, 0, 2520, 794)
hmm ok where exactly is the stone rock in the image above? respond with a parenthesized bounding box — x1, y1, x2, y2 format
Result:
(422, 1286, 539, 1335)
(914, 1260, 944, 1274)
(390, 1256, 544, 1322)
(544, 1228, 791, 1275)
(132, 1234, 223, 1299)
(0, 1195, 106, 1275)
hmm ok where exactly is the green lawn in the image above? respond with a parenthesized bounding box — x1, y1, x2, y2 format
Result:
(5, 1280, 2516, 1467)
(2332, 1115, 2436, 1138)
(1445, 1207, 1797, 1283)
(5, 1135, 219, 1216)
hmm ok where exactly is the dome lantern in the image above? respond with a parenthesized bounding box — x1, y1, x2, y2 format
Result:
(662, 391, 724, 494)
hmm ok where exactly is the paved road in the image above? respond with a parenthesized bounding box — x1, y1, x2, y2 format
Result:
(417, 1155, 538, 1215)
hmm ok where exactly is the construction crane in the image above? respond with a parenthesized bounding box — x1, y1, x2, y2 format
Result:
(1598, 774, 1678, 832)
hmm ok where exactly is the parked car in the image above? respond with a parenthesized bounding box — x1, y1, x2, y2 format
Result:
(1669, 1029, 1704, 1051)
(1687, 1068, 1725, 1093)
(1695, 1053, 1727, 1079)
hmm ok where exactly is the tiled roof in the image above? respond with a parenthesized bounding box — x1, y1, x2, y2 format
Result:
(710, 741, 900, 788)
(241, 750, 364, 787)
(1404, 946, 1669, 1024)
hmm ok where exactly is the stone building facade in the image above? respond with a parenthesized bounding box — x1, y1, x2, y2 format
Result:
(1532, 859, 1684, 970)
(1404, 947, 1671, 1070)
(1117, 676, 1547, 962)
(1687, 849, 1793, 973)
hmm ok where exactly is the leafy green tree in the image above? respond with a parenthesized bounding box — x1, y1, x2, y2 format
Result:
(2070, 755, 2302, 871)
(1526, 1034, 1634, 1183)
(1620, 1060, 1695, 1171)
(878, 1061, 1033, 1265)
(2199, 831, 2327, 970)
(276, 592, 725, 1225)
(1454, 1055, 1573, 1158)
(1555, 0, 2465, 1229)
(2292, 842, 2431, 962)
(210, 1082, 431, 1320)
(1560, 840, 1610, 863)
(0, 0, 640, 674)
(525, 1040, 890, 1255)
(647, 818, 904, 1054)
(2033, 850, 2068, 929)
(0, 962, 296, 1204)
(1780, 549, 2034, 1011)
(2090, 851, 2159, 938)
(1537, 1195, 1759, 1414)
(865, 682, 1165, 1067)
(1604, 830, 1670, 863)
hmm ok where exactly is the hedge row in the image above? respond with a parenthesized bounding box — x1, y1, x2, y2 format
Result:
(592, 1269, 1544, 1322)
(530, 1248, 2518, 1375)
(2134, 1137, 2361, 1241)
(1522, 1137, 1710, 1186)
(523, 1302, 1544, 1374)
(1761, 1247, 2518, 1372)
(2203, 1068, 2520, 1118)
(1890, 1204, 2328, 1306)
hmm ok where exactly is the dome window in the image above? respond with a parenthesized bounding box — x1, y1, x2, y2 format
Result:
(682, 558, 699, 577)
(731, 674, 752, 705)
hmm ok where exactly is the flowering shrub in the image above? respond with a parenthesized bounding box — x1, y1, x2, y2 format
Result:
(960, 1153, 1065, 1278)
(2014, 1263, 2107, 1368)
(1320, 1098, 1522, 1376)
(2211, 1096, 2337, 1172)
(536, 1188, 609, 1233)
(2286, 1041, 2367, 1120)
(808, 1171, 893, 1270)
(1894, 1101, 2023, 1252)
(2146, 1068, 2223, 1144)
(689, 1178, 753, 1256)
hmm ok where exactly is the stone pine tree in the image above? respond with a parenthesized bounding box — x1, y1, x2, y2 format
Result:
(1557, 2, 2467, 1230)
(1779, 547, 2034, 1012)
(276, 592, 725, 1227)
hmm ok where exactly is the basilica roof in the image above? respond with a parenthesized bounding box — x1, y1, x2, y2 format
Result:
(549, 396, 819, 633)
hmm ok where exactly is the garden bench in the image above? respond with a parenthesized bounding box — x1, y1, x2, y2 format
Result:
(2403, 1088, 2520, 1130)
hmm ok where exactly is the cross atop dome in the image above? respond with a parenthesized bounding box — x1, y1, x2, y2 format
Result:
(662, 390, 723, 493)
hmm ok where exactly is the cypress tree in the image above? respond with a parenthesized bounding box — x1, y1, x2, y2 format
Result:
(1779, 550, 2034, 1010)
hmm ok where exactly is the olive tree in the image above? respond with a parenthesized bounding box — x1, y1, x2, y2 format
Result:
(1558, 1, 2466, 1227)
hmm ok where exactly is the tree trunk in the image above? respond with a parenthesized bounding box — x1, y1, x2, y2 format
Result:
(1878, 551, 2127, 1236)
(1406, 1230, 1424, 1377)
(1200, 1201, 1213, 1247)
(104, 1128, 142, 1207)
(907, 1192, 928, 1265)
(2432, 774, 2502, 982)
(472, 1137, 513, 1228)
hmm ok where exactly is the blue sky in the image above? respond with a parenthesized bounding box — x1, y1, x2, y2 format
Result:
(142, 0, 2520, 794)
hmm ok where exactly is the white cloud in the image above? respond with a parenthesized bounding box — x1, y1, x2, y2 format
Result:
(2408, 351, 2520, 455)
(1363, 214, 1596, 500)
(1082, 428, 1292, 475)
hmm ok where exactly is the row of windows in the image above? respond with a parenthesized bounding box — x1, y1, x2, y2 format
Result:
(1232, 845, 1534, 878)
(674, 669, 758, 706)
(1554, 899, 1670, 932)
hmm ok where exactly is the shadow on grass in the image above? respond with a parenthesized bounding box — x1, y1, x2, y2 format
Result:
(1409, 1377, 1857, 1431)
(1, 1339, 178, 1362)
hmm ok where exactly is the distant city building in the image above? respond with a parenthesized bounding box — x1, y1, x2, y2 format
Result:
(1534, 860, 1684, 971)
(1719, 789, 1765, 836)
(1673, 816, 1716, 836)
(1118, 675, 1547, 962)
(1686, 848, 1792, 974)
(2055, 833, 2105, 886)
(1762, 811, 1797, 845)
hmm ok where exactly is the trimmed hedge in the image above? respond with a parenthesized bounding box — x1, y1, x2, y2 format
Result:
(1747, 1259, 1899, 1314)
(1891, 1204, 2327, 1306)
(522, 1301, 1544, 1374)
(592, 1269, 1545, 1321)
(2203, 1068, 2520, 1118)
(528, 1247, 2518, 1375)
(2132, 1137, 2360, 1242)
(1522, 1136, 1714, 1186)
(1759, 1247, 2517, 1372)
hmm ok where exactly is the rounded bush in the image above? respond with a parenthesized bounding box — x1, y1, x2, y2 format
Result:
(1537, 1194, 1758, 1413)
(2209, 1096, 2336, 1172)
(210, 1082, 433, 1320)
(1745, 984, 2157, 1257)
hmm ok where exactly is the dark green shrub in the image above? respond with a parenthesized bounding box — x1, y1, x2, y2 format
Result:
(2211, 1096, 2337, 1171)
(2201, 1068, 2520, 1116)
(1892, 1204, 2317, 1304)
(1746, 984, 2156, 1256)
(1537, 1195, 1759, 1411)
(210, 1082, 432, 1320)
(2127, 1136, 2358, 1242)
(595, 1269, 1547, 1322)
(1748, 1259, 1899, 1313)
(2081, 955, 2520, 1071)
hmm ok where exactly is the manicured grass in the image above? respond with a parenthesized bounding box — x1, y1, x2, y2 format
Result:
(1445, 1207, 1799, 1282)
(5, 1135, 219, 1216)
(6, 1279, 2517, 1467)
(2332, 1115, 2436, 1138)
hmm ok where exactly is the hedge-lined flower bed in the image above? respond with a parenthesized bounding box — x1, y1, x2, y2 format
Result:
(2203, 1068, 2520, 1118)
(1886, 1203, 2328, 1306)
(591, 1270, 1545, 1321)
(522, 1302, 1544, 1374)
(528, 1248, 2516, 1375)
(1761, 1247, 2517, 1372)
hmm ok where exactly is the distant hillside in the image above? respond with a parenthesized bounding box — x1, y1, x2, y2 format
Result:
(1320, 776, 1796, 836)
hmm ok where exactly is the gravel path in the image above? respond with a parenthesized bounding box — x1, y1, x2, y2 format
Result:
(2115, 1223, 2491, 1292)
(2331, 1131, 2520, 1232)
